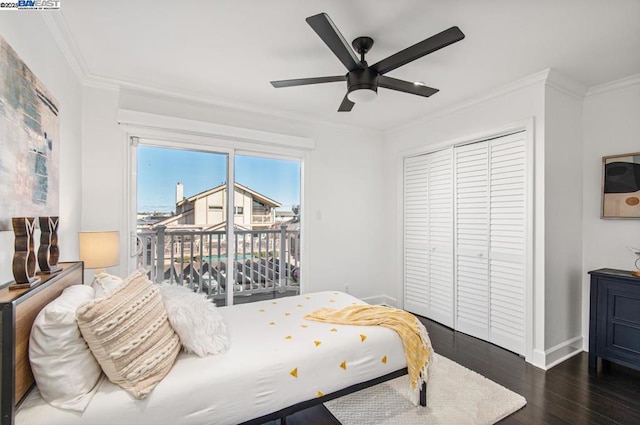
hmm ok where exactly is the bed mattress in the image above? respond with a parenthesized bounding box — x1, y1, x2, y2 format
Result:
(16, 291, 406, 425)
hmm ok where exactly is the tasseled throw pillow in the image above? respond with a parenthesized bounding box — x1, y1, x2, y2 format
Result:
(76, 270, 180, 399)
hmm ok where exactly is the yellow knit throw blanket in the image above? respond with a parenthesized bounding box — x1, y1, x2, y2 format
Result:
(304, 305, 432, 405)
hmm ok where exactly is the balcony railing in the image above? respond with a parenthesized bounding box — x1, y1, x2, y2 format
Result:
(136, 225, 300, 302)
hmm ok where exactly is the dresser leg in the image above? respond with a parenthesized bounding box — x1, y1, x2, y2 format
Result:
(589, 353, 597, 370)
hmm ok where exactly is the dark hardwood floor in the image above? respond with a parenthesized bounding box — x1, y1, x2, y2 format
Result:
(272, 317, 640, 425)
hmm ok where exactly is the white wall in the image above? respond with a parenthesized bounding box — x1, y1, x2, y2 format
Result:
(0, 13, 83, 285)
(581, 77, 640, 347)
(81, 87, 386, 299)
(543, 83, 584, 362)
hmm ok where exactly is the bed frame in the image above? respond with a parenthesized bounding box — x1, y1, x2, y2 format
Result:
(0, 261, 426, 425)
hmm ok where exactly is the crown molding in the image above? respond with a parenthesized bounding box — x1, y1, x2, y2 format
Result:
(386, 68, 551, 135)
(586, 73, 640, 97)
(41, 11, 89, 84)
(545, 69, 587, 100)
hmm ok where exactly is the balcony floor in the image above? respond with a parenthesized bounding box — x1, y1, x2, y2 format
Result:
(214, 287, 300, 307)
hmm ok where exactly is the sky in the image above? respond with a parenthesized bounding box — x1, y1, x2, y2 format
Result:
(137, 146, 300, 214)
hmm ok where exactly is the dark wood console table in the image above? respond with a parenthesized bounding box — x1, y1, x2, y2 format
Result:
(589, 268, 640, 371)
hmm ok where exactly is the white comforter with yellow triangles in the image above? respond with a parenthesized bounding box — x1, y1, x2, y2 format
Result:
(16, 291, 407, 425)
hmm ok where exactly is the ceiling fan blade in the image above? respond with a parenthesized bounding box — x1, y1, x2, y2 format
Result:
(338, 95, 354, 112)
(306, 13, 362, 72)
(372, 26, 465, 75)
(378, 76, 439, 97)
(271, 75, 346, 88)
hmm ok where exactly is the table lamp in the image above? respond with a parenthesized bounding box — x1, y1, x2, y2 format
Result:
(79, 231, 120, 274)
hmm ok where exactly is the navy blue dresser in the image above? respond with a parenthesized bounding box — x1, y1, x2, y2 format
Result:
(589, 268, 640, 371)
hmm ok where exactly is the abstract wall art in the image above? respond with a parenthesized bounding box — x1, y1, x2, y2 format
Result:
(0, 35, 59, 231)
(602, 152, 640, 219)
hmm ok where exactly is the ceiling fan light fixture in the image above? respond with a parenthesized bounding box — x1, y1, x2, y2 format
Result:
(346, 68, 379, 103)
(347, 87, 377, 103)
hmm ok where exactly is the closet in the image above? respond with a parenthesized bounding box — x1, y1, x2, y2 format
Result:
(404, 131, 527, 355)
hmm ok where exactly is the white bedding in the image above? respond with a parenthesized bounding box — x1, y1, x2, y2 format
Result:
(16, 291, 406, 425)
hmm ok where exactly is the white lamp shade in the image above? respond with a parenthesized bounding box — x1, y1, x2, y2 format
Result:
(79, 231, 120, 270)
(347, 88, 377, 103)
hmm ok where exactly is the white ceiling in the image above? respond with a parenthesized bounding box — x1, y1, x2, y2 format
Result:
(60, 0, 640, 130)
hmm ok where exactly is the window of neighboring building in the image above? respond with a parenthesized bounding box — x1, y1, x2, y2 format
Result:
(209, 205, 223, 210)
(252, 200, 267, 213)
(234, 206, 244, 215)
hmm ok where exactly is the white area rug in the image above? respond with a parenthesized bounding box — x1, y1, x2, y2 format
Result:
(325, 354, 526, 425)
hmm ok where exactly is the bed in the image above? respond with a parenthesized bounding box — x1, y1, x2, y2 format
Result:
(1, 262, 426, 425)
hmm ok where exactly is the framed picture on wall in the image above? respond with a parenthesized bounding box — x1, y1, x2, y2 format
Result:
(602, 152, 640, 219)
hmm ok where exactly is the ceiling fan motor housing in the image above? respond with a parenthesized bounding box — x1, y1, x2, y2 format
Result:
(347, 68, 379, 96)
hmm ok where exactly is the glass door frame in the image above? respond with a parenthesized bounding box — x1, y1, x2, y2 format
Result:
(125, 131, 307, 306)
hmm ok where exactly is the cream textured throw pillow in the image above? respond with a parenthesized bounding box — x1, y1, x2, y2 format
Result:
(159, 284, 229, 356)
(29, 285, 102, 412)
(76, 271, 181, 399)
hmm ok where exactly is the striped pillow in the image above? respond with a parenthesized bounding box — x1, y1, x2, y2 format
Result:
(76, 271, 180, 399)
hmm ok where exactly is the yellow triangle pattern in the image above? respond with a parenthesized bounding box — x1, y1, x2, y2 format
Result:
(290, 368, 298, 378)
(360, 334, 367, 342)
(300, 324, 308, 328)
(381, 356, 387, 364)
(297, 304, 303, 308)
(340, 361, 347, 370)
(305, 296, 311, 300)
(330, 328, 338, 332)
(329, 299, 335, 303)
(258, 309, 265, 313)
(285, 312, 291, 316)
(317, 391, 324, 397)
(272, 301, 278, 304)
(284, 335, 292, 340)
(269, 322, 276, 326)
(314, 340, 321, 347)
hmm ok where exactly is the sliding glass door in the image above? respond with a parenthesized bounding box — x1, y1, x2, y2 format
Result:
(132, 141, 301, 306)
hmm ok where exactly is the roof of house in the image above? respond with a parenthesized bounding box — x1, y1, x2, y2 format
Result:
(176, 182, 282, 208)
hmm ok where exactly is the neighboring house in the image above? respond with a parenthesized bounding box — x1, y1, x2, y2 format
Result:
(152, 182, 281, 230)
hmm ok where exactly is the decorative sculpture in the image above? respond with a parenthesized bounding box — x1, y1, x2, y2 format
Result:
(11, 217, 41, 287)
(38, 216, 61, 274)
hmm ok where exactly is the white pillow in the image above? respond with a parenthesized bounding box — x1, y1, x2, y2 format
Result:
(159, 284, 229, 356)
(91, 272, 124, 298)
(29, 285, 103, 412)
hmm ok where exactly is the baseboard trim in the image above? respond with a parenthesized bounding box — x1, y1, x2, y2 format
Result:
(532, 336, 584, 370)
(544, 336, 584, 369)
(362, 295, 397, 307)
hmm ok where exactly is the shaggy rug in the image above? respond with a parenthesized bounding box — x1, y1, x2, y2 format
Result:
(324, 354, 526, 425)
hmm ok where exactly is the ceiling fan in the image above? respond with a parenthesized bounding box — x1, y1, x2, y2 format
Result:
(270, 13, 465, 112)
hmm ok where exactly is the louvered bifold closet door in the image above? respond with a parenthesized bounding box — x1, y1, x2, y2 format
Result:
(426, 148, 454, 327)
(455, 142, 490, 340)
(404, 149, 454, 326)
(404, 154, 430, 317)
(488, 132, 526, 355)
